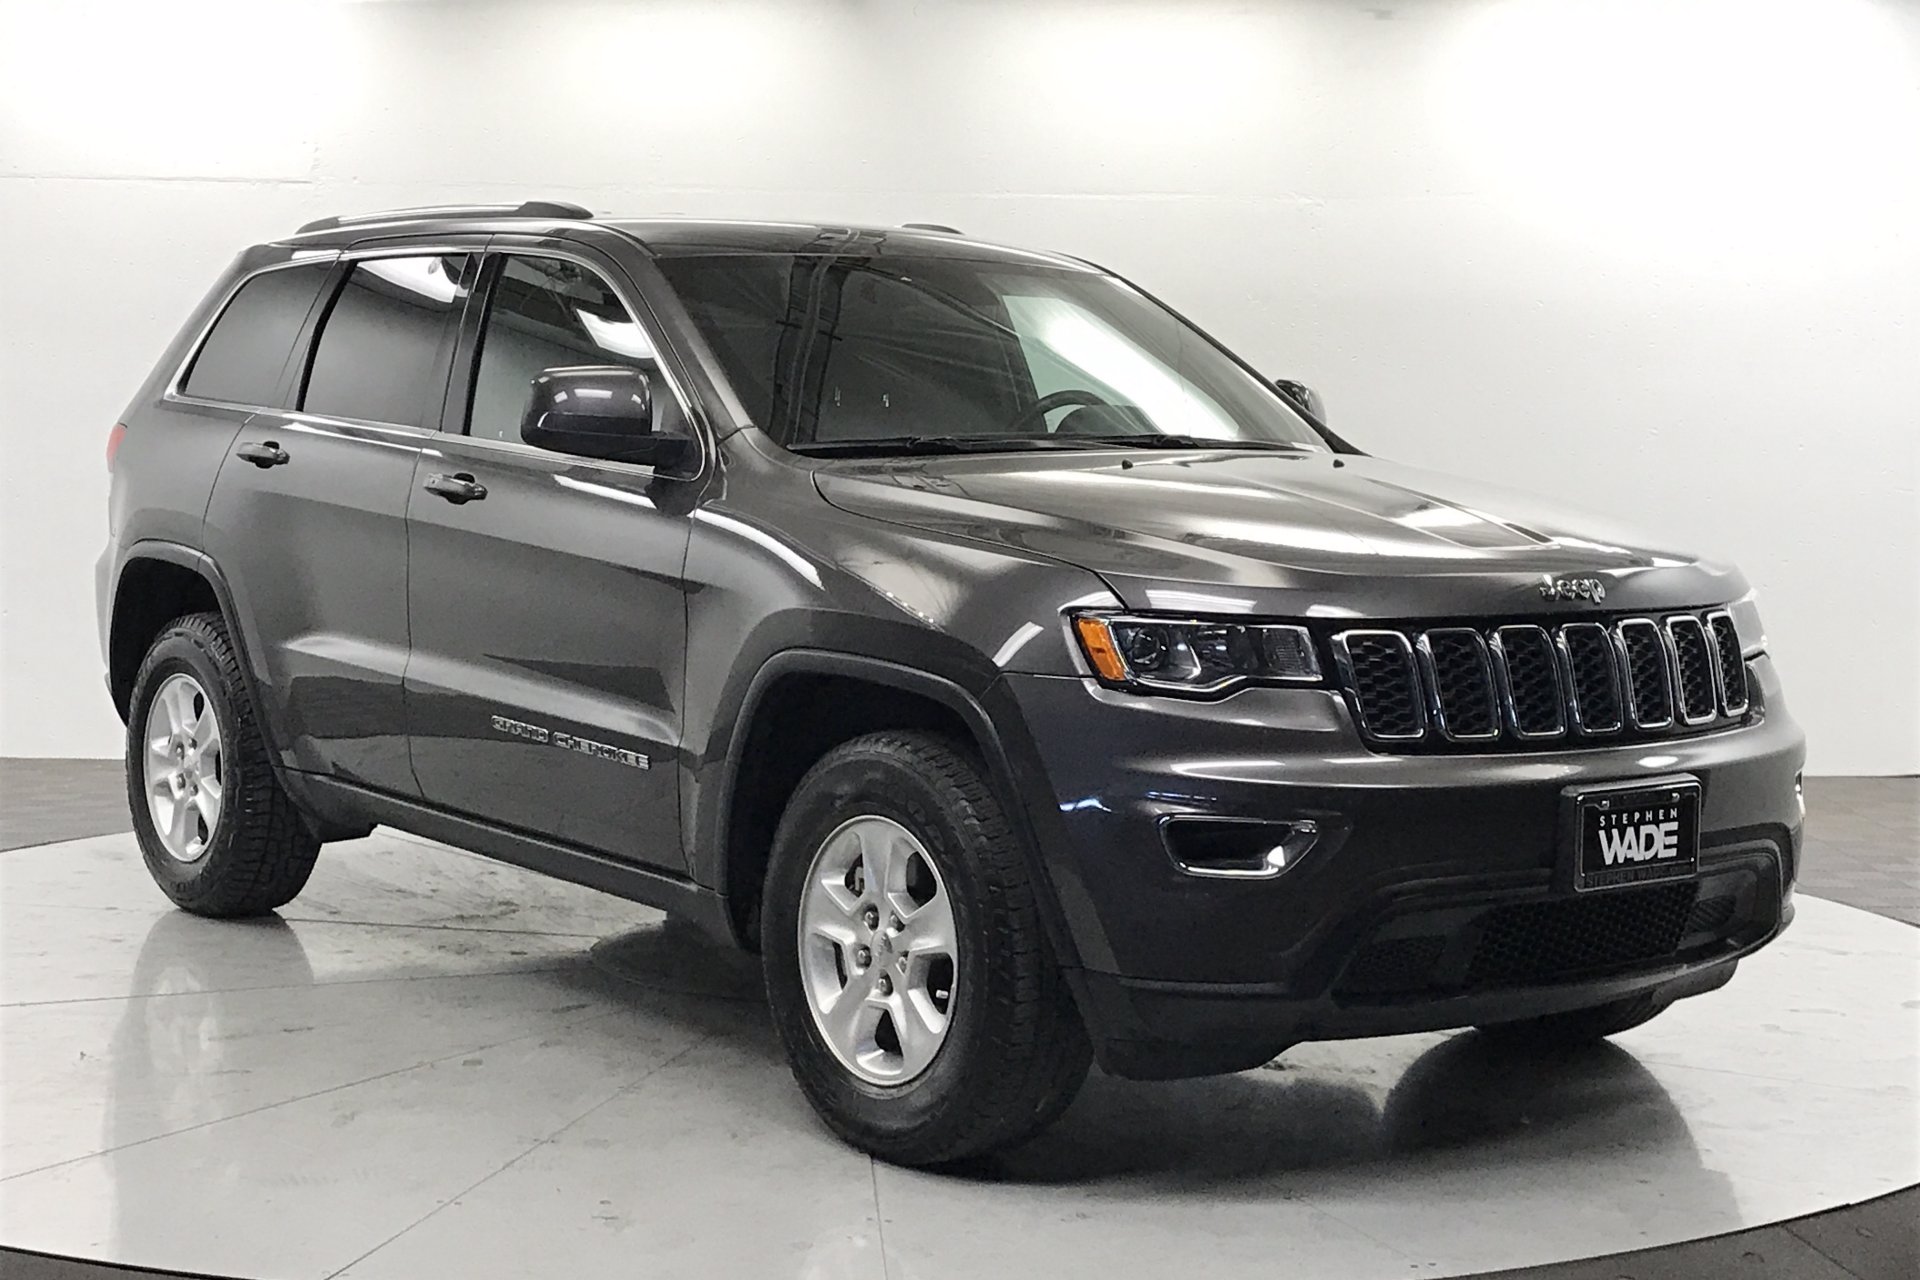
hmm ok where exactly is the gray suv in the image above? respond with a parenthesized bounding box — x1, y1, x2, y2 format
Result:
(98, 202, 1804, 1164)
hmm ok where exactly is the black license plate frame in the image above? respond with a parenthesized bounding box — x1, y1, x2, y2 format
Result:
(1566, 778, 1701, 893)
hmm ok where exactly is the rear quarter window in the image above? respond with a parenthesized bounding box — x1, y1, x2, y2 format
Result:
(179, 261, 333, 406)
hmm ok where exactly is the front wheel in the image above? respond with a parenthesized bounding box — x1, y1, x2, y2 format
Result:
(762, 731, 1090, 1166)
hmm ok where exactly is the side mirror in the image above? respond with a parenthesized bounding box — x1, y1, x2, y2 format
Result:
(520, 364, 695, 472)
(1273, 378, 1326, 423)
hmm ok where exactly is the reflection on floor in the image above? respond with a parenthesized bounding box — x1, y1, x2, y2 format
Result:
(1, 829, 1914, 1280)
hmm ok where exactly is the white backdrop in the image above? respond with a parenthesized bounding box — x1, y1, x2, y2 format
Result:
(2, 0, 1916, 773)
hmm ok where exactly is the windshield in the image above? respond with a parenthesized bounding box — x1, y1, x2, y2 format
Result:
(652, 252, 1325, 455)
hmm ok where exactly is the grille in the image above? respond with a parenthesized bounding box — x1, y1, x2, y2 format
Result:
(1561, 623, 1623, 733)
(1466, 883, 1698, 986)
(1618, 620, 1675, 728)
(1493, 626, 1565, 737)
(1707, 611, 1749, 715)
(1668, 616, 1718, 724)
(1420, 629, 1499, 739)
(1332, 632, 1424, 739)
(1338, 936, 1447, 996)
(1685, 893, 1738, 936)
(1336, 608, 1751, 751)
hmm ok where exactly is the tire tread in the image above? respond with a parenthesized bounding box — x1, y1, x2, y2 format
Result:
(127, 611, 319, 917)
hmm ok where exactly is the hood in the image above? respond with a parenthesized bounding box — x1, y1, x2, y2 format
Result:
(814, 449, 1745, 618)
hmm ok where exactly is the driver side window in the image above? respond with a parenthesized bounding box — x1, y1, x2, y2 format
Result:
(468, 256, 658, 445)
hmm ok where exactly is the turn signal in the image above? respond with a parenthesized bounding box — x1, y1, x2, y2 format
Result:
(1073, 616, 1128, 681)
(106, 423, 127, 470)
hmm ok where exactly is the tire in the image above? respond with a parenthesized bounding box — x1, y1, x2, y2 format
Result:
(1476, 992, 1669, 1048)
(125, 612, 320, 917)
(762, 730, 1091, 1166)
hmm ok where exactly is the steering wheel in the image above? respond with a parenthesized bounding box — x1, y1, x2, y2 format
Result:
(1003, 388, 1113, 436)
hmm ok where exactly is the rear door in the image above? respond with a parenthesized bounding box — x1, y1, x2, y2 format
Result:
(402, 243, 698, 870)
(205, 243, 483, 793)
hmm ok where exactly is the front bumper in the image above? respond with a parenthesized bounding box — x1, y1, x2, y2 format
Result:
(994, 655, 1804, 1077)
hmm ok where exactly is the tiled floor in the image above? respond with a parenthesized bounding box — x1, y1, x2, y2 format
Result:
(1800, 777, 1920, 925)
(0, 760, 1913, 1280)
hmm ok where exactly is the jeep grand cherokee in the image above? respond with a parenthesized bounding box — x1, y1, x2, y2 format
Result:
(98, 202, 1803, 1165)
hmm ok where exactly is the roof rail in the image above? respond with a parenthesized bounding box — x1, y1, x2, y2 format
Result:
(296, 200, 594, 235)
(900, 222, 963, 235)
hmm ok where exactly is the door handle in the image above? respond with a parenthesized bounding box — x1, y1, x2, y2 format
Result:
(423, 472, 488, 504)
(236, 441, 290, 468)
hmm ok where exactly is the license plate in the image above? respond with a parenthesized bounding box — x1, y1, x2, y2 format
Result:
(1573, 782, 1700, 891)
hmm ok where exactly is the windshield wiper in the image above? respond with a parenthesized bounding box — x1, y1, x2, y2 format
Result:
(788, 435, 1111, 457)
(1066, 434, 1309, 451)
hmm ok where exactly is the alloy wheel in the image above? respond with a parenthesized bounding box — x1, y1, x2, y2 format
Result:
(797, 815, 958, 1085)
(143, 672, 224, 862)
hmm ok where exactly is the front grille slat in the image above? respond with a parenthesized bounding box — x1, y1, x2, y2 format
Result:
(1333, 631, 1425, 740)
(1560, 622, 1623, 734)
(1490, 625, 1566, 739)
(1667, 615, 1719, 725)
(1617, 619, 1675, 729)
(1418, 628, 1500, 741)
(1334, 607, 1751, 751)
(1706, 610, 1749, 715)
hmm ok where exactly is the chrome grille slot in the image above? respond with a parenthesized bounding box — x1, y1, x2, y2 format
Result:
(1417, 628, 1500, 741)
(1329, 607, 1752, 751)
(1559, 622, 1623, 734)
(1617, 619, 1675, 728)
(1666, 615, 1719, 725)
(1706, 610, 1749, 715)
(1490, 625, 1566, 738)
(1332, 631, 1425, 740)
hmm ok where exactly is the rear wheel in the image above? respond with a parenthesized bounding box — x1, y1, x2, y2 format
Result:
(126, 612, 319, 917)
(1476, 992, 1670, 1048)
(762, 730, 1091, 1166)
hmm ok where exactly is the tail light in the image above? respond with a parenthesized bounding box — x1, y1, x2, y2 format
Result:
(106, 423, 127, 470)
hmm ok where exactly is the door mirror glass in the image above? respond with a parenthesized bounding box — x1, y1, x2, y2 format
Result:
(1273, 378, 1326, 423)
(520, 364, 694, 470)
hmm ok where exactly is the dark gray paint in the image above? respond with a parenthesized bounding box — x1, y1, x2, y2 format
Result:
(97, 213, 1808, 1078)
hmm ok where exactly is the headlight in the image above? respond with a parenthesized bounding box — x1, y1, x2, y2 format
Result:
(1070, 613, 1322, 694)
(1728, 589, 1767, 657)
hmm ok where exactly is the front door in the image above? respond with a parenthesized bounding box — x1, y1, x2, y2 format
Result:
(403, 249, 695, 870)
(204, 249, 478, 793)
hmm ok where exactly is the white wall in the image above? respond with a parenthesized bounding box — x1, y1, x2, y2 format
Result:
(2, 0, 1915, 773)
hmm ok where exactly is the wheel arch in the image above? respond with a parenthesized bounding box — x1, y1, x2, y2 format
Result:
(703, 650, 1081, 970)
(108, 541, 372, 844)
(108, 542, 237, 722)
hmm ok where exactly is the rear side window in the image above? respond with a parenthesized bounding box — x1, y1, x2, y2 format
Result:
(180, 262, 332, 405)
(302, 255, 471, 427)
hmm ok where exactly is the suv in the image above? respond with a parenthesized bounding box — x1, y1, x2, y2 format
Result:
(100, 202, 1803, 1165)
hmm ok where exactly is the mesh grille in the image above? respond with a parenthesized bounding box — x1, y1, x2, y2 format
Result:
(1333, 608, 1750, 751)
(1338, 633, 1423, 738)
(1685, 894, 1738, 937)
(1466, 883, 1698, 986)
(1619, 620, 1674, 727)
(1668, 617, 1718, 723)
(1562, 623, 1623, 733)
(1423, 629, 1499, 739)
(1337, 936, 1447, 997)
(1707, 613, 1749, 713)
(1494, 626, 1565, 737)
